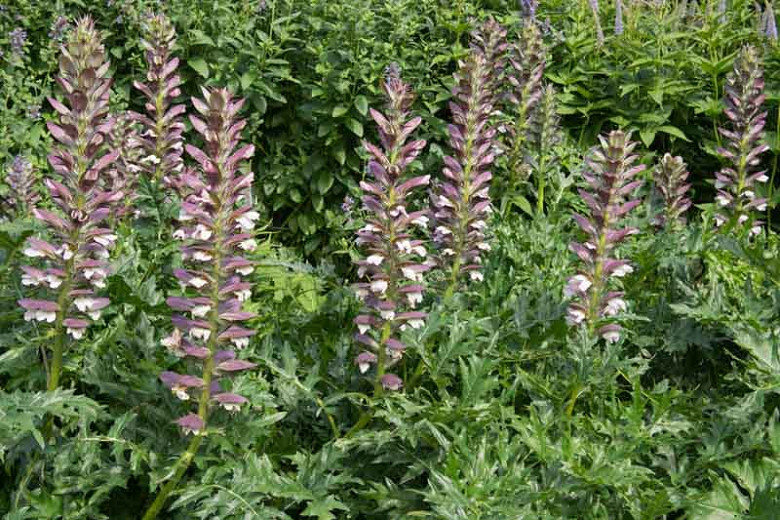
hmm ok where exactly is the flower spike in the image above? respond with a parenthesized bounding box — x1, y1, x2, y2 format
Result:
(354, 68, 429, 392)
(652, 153, 691, 229)
(564, 130, 644, 343)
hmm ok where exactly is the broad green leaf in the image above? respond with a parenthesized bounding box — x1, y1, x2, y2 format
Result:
(188, 57, 210, 78)
(354, 95, 369, 116)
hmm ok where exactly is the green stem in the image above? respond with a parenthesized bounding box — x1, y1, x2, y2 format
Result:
(141, 435, 203, 520)
(374, 322, 391, 396)
(536, 154, 547, 217)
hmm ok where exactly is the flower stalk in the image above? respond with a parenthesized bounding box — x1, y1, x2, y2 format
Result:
(144, 88, 258, 518)
(565, 130, 644, 343)
(652, 153, 691, 229)
(432, 19, 507, 298)
(18, 17, 119, 392)
(353, 67, 429, 393)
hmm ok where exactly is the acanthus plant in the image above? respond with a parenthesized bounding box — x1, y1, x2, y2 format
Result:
(106, 112, 143, 223)
(565, 130, 644, 343)
(142, 88, 258, 520)
(713, 45, 769, 236)
(353, 68, 429, 394)
(652, 153, 691, 229)
(18, 16, 120, 392)
(130, 12, 185, 196)
(1, 155, 39, 219)
(527, 84, 562, 215)
(431, 19, 507, 298)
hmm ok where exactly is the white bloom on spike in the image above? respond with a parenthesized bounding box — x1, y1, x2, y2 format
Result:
(477, 242, 491, 251)
(366, 254, 384, 266)
(566, 308, 585, 325)
(469, 271, 484, 282)
(715, 194, 730, 207)
(357, 323, 371, 334)
(189, 277, 208, 289)
(743, 190, 755, 199)
(389, 206, 407, 218)
(714, 214, 726, 227)
(23, 247, 46, 258)
(602, 330, 621, 343)
(232, 337, 249, 349)
(585, 241, 597, 251)
(442, 248, 455, 256)
(411, 215, 429, 227)
(142, 154, 161, 165)
(406, 291, 423, 307)
(22, 273, 39, 286)
(738, 214, 748, 224)
(611, 264, 633, 278)
(59, 246, 74, 260)
(161, 330, 181, 350)
(92, 278, 106, 289)
(474, 187, 489, 198)
(370, 280, 388, 294)
(407, 319, 424, 329)
(750, 225, 762, 236)
(435, 226, 452, 236)
(236, 289, 251, 302)
(603, 298, 627, 316)
(758, 202, 768, 211)
(236, 266, 254, 276)
(396, 240, 412, 253)
(193, 251, 213, 262)
(190, 327, 211, 340)
(437, 195, 454, 208)
(401, 267, 422, 281)
(411, 245, 427, 257)
(237, 211, 260, 230)
(67, 327, 85, 340)
(74, 297, 96, 312)
(239, 239, 257, 251)
(756, 174, 769, 183)
(355, 287, 368, 298)
(171, 385, 190, 401)
(471, 220, 487, 230)
(35, 311, 57, 323)
(83, 267, 106, 280)
(360, 223, 380, 233)
(96, 248, 110, 260)
(45, 275, 62, 289)
(191, 305, 211, 318)
(358, 362, 371, 374)
(222, 402, 241, 411)
(94, 234, 117, 247)
(192, 224, 212, 240)
(380, 309, 395, 320)
(564, 275, 591, 298)
(88, 310, 101, 320)
(173, 229, 187, 240)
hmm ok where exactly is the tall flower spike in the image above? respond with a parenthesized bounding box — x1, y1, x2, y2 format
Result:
(354, 71, 429, 392)
(764, 2, 778, 41)
(2, 155, 39, 219)
(19, 16, 120, 391)
(565, 130, 644, 343)
(131, 12, 185, 190)
(714, 46, 769, 235)
(506, 18, 545, 176)
(432, 19, 507, 297)
(614, 0, 624, 36)
(107, 112, 143, 221)
(588, 0, 605, 46)
(652, 153, 691, 229)
(163, 88, 257, 435)
(527, 84, 561, 215)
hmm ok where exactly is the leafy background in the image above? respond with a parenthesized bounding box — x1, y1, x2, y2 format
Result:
(3, 0, 780, 518)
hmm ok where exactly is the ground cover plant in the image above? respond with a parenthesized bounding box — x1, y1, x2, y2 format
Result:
(3, 0, 780, 518)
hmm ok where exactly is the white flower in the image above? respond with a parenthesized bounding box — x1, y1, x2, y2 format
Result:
(442, 248, 455, 256)
(603, 298, 627, 316)
(193, 251, 213, 262)
(407, 319, 424, 329)
(58, 246, 74, 260)
(435, 226, 452, 236)
(469, 271, 484, 282)
(564, 275, 591, 298)
(21, 273, 39, 286)
(23, 247, 46, 258)
(190, 327, 211, 340)
(360, 223, 380, 233)
(566, 308, 586, 325)
(45, 274, 62, 289)
(370, 280, 388, 294)
(602, 330, 621, 343)
(74, 297, 96, 312)
(191, 305, 211, 318)
(171, 385, 190, 401)
(715, 194, 730, 207)
(192, 224, 212, 240)
(355, 287, 369, 298)
(742, 190, 755, 199)
(24, 310, 56, 323)
(67, 327, 85, 339)
(357, 323, 371, 334)
(87, 310, 101, 320)
(471, 220, 487, 230)
(189, 277, 208, 289)
(396, 240, 412, 253)
(714, 215, 726, 227)
(437, 195, 454, 208)
(366, 254, 384, 266)
(611, 264, 633, 278)
(750, 225, 762, 236)
(222, 402, 241, 412)
(83, 267, 106, 280)
(94, 234, 117, 247)
(757, 202, 768, 211)
(92, 278, 106, 289)
(411, 245, 427, 257)
(358, 361, 371, 374)
(756, 174, 769, 183)
(738, 214, 748, 224)
(161, 330, 181, 350)
(411, 215, 429, 227)
(178, 210, 193, 221)
(477, 242, 491, 251)
(406, 291, 423, 308)
(236, 266, 254, 276)
(380, 309, 395, 320)
(239, 239, 257, 251)
(401, 267, 422, 282)
(237, 211, 260, 230)
(142, 154, 161, 165)
(236, 289, 251, 302)
(232, 337, 249, 349)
